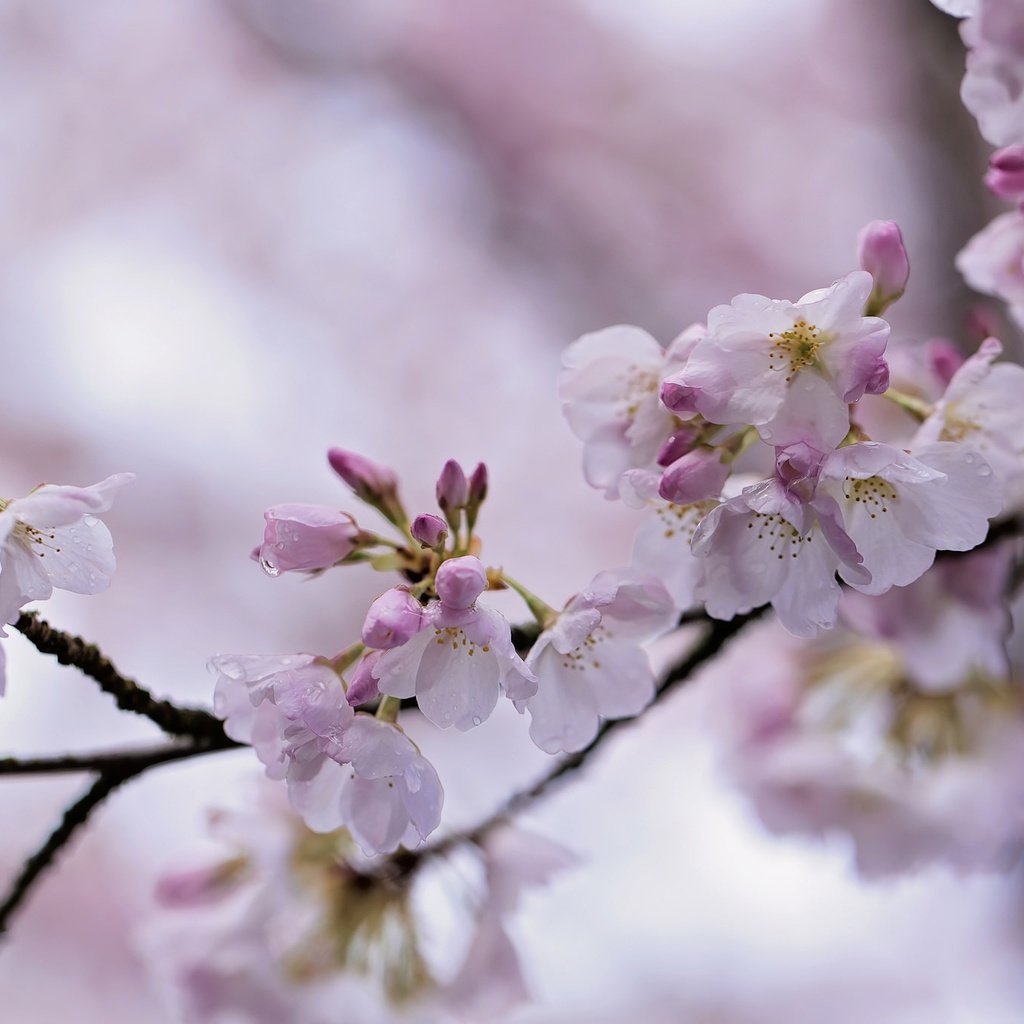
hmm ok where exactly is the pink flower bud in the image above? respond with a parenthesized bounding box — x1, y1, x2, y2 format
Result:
(660, 377, 701, 416)
(258, 504, 360, 575)
(468, 462, 488, 506)
(155, 864, 237, 908)
(436, 459, 469, 512)
(362, 588, 425, 649)
(656, 425, 702, 467)
(864, 356, 890, 396)
(435, 555, 488, 610)
(857, 220, 910, 314)
(412, 513, 448, 549)
(328, 448, 397, 500)
(927, 339, 966, 386)
(658, 449, 730, 505)
(346, 650, 383, 706)
(985, 146, 1024, 202)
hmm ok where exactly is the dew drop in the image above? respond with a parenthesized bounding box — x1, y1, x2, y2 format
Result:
(964, 452, 976, 464)
(471, 715, 482, 727)
(978, 464, 992, 476)
(259, 553, 281, 577)
(275, 542, 285, 551)
(405, 766, 422, 793)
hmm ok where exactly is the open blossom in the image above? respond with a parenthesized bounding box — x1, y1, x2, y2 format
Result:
(694, 440, 1001, 637)
(661, 271, 889, 448)
(372, 556, 535, 731)
(914, 337, 1024, 509)
(956, 211, 1024, 328)
(520, 569, 674, 754)
(0, 473, 134, 632)
(210, 654, 442, 853)
(621, 468, 715, 610)
(559, 323, 699, 499)
(961, 2, 1024, 146)
(255, 504, 362, 576)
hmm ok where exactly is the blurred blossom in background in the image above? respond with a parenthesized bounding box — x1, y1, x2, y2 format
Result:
(0, 0, 1022, 1021)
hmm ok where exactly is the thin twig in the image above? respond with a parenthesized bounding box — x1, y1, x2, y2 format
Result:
(13, 612, 228, 741)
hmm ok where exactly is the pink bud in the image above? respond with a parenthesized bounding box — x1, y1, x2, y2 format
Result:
(155, 864, 236, 908)
(864, 357, 890, 396)
(468, 462, 488, 506)
(656, 425, 702, 467)
(660, 376, 701, 416)
(436, 459, 469, 512)
(658, 449, 730, 505)
(985, 146, 1024, 202)
(362, 588, 425, 649)
(435, 555, 487, 610)
(857, 220, 910, 314)
(412, 513, 448, 549)
(258, 504, 360, 575)
(346, 650, 383, 706)
(927, 339, 966, 386)
(328, 448, 397, 498)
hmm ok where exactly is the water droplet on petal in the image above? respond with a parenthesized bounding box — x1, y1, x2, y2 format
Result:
(471, 715, 482, 727)
(275, 542, 285, 551)
(964, 452, 976, 464)
(259, 553, 281, 577)
(405, 766, 421, 793)
(978, 464, 992, 476)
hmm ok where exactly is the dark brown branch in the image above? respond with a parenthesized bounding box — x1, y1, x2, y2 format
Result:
(0, 771, 130, 935)
(13, 612, 228, 742)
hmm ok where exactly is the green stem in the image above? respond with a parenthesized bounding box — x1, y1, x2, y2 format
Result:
(375, 695, 402, 724)
(881, 388, 932, 422)
(500, 573, 556, 628)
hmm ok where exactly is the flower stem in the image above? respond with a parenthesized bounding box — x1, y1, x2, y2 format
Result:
(499, 573, 556, 628)
(375, 695, 402, 724)
(881, 388, 932, 422)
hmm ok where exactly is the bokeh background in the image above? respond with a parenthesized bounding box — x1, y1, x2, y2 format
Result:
(1, 0, 1021, 1020)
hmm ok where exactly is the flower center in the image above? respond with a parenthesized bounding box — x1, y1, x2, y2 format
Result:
(745, 511, 810, 560)
(560, 624, 609, 672)
(842, 476, 898, 518)
(433, 626, 489, 657)
(620, 365, 659, 417)
(658, 499, 716, 541)
(767, 319, 825, 382)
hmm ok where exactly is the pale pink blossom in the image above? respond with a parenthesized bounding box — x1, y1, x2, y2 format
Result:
(441, 827, 579, 1019)
(256, 503, 362, 576)
(930, 0, 978, 17)
(621, 468, 715, 610)
(956, 210, 1024, 327)
(661, 271, 889, 448)
(520, 569, 674, 753)
(961, 3, 1024, 146)
(658, 447, 730, 506)
(0, 472, 133, 632)
(559, 323, 697, 499)
(913, 337, 1024, 509)
(373, 556, 535, 730)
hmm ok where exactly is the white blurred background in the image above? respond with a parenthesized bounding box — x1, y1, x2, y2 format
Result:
(0, 0, 1021, 1020)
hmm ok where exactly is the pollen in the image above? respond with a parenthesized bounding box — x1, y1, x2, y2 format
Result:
(842, 475, 898, 519)
(767, 319, 824, 382)
(748, 511, 807, 560)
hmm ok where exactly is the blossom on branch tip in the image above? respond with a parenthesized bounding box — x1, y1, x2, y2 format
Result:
(327, 447, 406, 525)
(0, 472, 134, 633)
(661, 271, 890, 448)
(411, 512, 448, 550)
(255, 503, 362, 576)
(519, 569, 674, 754)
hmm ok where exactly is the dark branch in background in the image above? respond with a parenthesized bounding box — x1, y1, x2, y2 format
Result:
(0, 771, 130, 935)
(13, 612, 228, 742)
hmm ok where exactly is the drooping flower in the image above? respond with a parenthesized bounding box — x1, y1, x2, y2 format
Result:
(0, 472, 134, 631)
(956, 211, 1024, 328)
(914, 337, 1024, 509)
(559, 323, 699, 499)
(210, 653, 443, 853)
(520, 569, 674, 754)
(661, 271, 889, 448)
(372, 556, 535, 731)
(255, 503, 363, 576)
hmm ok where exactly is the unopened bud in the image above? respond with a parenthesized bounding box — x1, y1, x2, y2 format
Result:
(927, 339, 966, 387)
(327, 448, 406, 527)
(435, 555, 487, 610)
(468, 462, 488, 507)
(985, 146, 1024, 202)
(257, 504, 360, 576)
(857, 220, 910, 315)
(656, 425, 701, 467)
(411, 513, 448, 550)
(345, 650, 383, 706)
(362, 588, 425, 649)
(658, 449, 730, 505)
(660, 375, 700, 416)
(436, 459, 469, 511)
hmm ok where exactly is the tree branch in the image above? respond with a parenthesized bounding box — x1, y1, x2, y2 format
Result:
(13, 612, 228, 742)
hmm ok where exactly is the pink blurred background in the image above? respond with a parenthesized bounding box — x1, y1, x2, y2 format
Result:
(1, 1, 1021, 1020)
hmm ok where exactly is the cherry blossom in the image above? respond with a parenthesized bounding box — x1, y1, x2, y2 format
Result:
(372, 556, 535, 731)
(255, 503, 363, 576)
(0, 472, 134, 632)
(559, 323, 698, 499)
(660, 271, 889, 448)
(914, 337, 1024, 510)
(960, 1, 1024, 146)
(956, 211, 1024, 328)
(520, 569, 674, 753)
